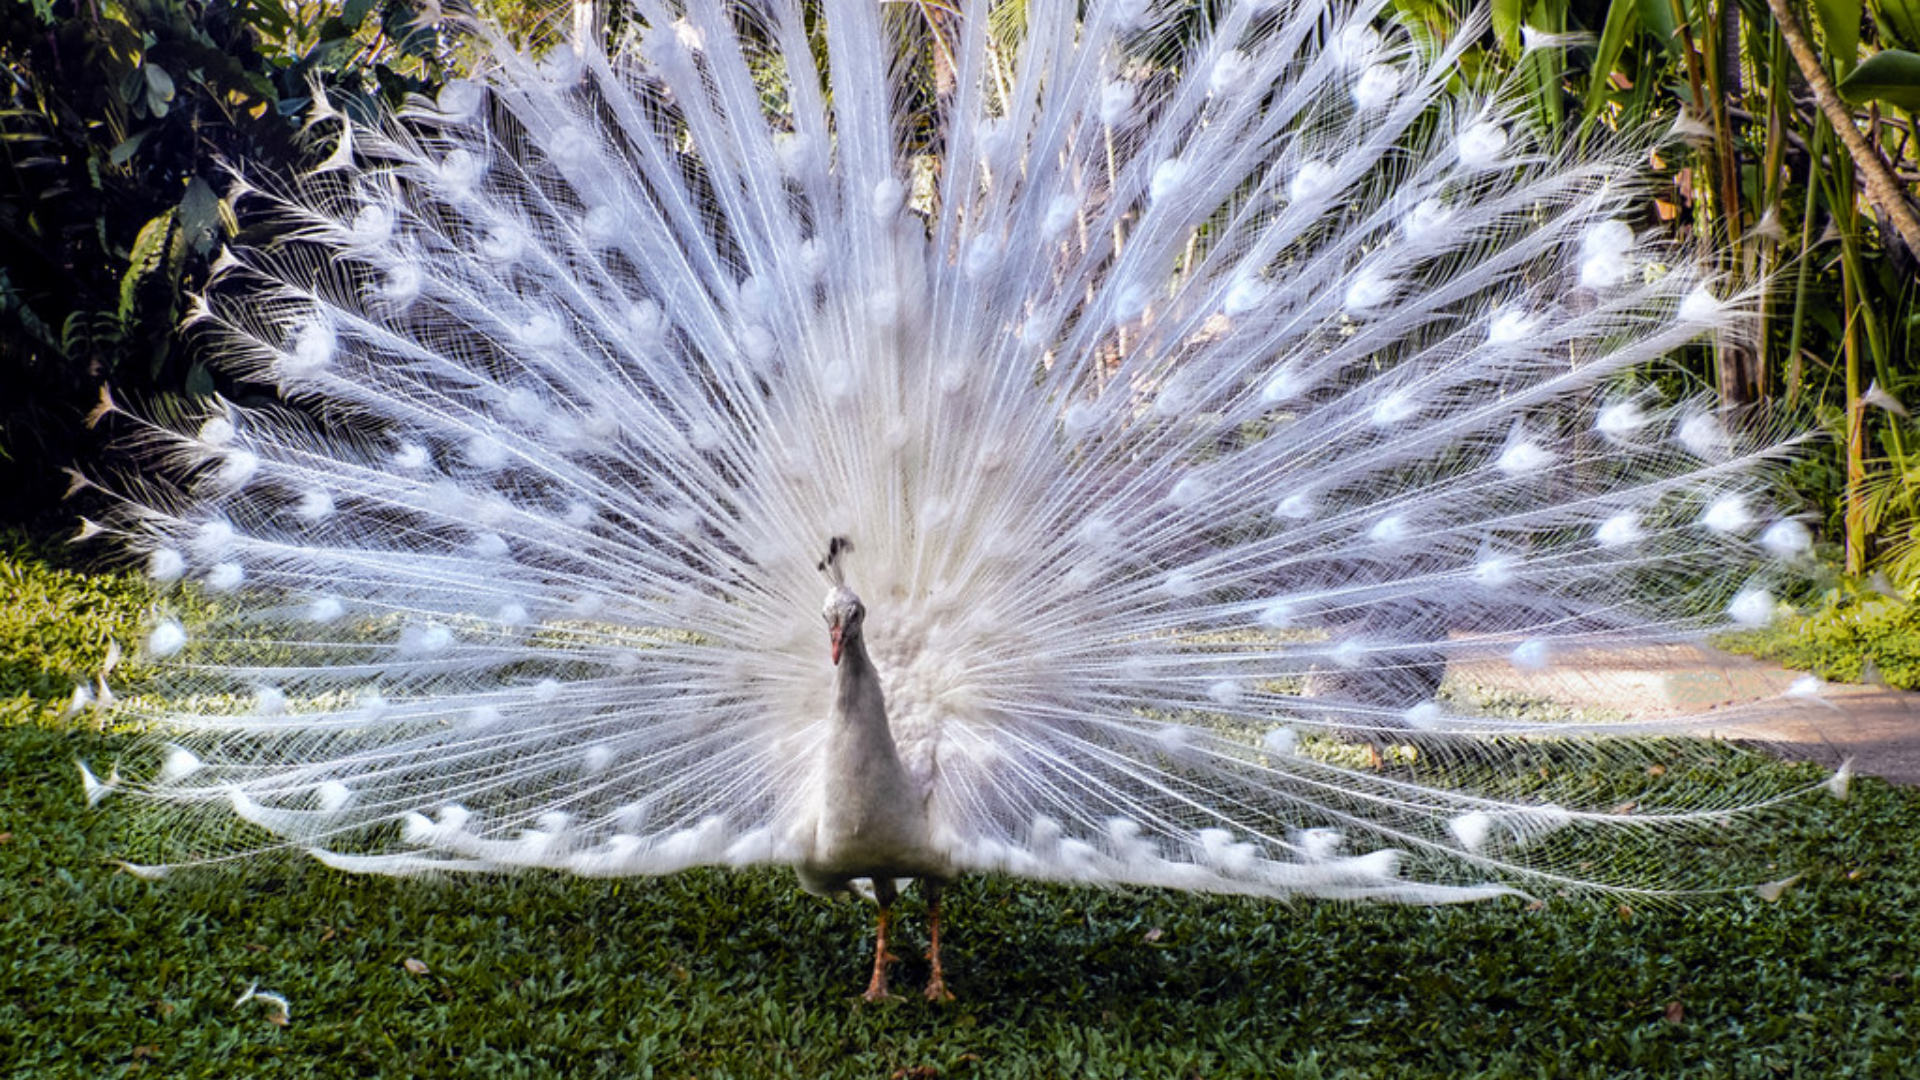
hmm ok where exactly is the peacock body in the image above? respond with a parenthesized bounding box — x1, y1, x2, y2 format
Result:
(88, 0, 1833, 997)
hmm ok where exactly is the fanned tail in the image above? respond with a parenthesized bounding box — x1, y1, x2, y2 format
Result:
(94, 0, 1828, 900)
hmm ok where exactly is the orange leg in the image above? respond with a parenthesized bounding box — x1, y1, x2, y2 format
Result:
(863, 878, 900, 1002)
(862, 907, 895, 1001)
(924, 880, 954, 1003)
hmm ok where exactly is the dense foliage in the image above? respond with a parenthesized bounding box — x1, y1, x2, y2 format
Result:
(0, 0, 467, 524)
(1432, 0, 1920, 592)
(1724, 578, 1920, 686)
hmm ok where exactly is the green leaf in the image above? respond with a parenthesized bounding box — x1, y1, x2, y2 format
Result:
(1583, 0, 1643, 128)
(184, 361, 215, 398)
(1813, 0, 1865, 74)
(143, 63, 176, 117)
(118, 209, 176, 323)
(116, 68, 145, 107)
(107, 130, 149, 168)
(1637, 0, 1678, 51)
(178, 177, 221, 256)
(1839, 48, 1920, 108)
(1492, 0, 1526, 55)
(244, 0, 297, 36)
(385, 0, 440, 57)
(1873, 0, 1920, 50)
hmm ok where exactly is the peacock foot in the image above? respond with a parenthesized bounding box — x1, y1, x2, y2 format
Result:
(923, 976, 954, 1003)
(863, 950, 902, 1002)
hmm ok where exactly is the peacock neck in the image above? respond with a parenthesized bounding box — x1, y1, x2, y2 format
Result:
(804, 620, 943, 890)
(833, 634, 894, 741)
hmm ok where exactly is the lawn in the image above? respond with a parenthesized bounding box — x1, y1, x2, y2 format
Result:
(4, 536, 1918, 1078)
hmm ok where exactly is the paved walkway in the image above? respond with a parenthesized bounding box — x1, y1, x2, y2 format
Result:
(1455, 644, 1920, 785)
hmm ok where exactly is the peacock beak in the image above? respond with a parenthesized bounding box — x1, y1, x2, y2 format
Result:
(828, 623, 844, 666)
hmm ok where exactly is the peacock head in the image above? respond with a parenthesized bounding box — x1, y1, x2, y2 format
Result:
(818, 535, 863, 666)
(822, 587, 865, 667)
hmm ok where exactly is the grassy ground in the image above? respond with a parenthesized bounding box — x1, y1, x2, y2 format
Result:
(5, 537, 1920, 1078)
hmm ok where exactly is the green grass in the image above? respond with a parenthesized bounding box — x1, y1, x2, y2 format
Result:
(5, 538, 1920, 1078)
(0, 530, 159, 703)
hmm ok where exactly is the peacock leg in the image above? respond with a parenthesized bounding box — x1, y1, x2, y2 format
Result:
(923, 879, 954, 1003)
(863, 877, 900, 1002)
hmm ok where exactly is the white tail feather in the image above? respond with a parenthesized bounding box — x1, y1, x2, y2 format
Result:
(102, 0, 1825, 902)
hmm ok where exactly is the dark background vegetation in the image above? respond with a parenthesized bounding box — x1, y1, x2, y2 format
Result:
(0, 0, 539, 529)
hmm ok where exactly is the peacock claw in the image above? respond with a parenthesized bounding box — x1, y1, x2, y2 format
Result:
(924, 979, 954, 1004)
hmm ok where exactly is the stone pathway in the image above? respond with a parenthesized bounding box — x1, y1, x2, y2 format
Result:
(1455, 644, 1920, 786)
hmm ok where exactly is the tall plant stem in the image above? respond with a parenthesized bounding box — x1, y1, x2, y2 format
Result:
(1782, 120, 1824, 414)
(1766, 0, 1920, 254)
(1844, 264, 1866, 575)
